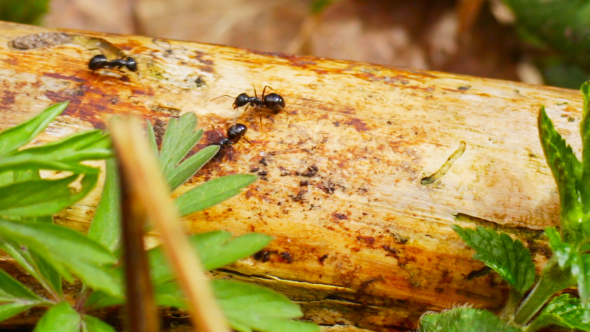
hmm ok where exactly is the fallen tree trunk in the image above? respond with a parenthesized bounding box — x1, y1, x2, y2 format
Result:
(0, 21, 582, 331)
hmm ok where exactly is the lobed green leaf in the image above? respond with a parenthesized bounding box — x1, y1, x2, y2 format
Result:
(82, 315, 117, 332)
(154, 280, 319, 332)
(0, 173, 99, 217)
(176, 174, 257, 217)
(158, 113, 201, 175)
(33, 301, 81, 332)
(419, 307, 521, 332)
(452, 225, 535, 294)
(0, 268, 44, 303)
(538, 106, 584, 240)
(0, 302, 37, 323)
(0, 102, 68, 156)
(88, 159, 121, 253)
(0, 240, 60, 296)
(0, 219, 120, 297)
(146, 120, 159, 157)
(525, 294, 590, 332)
(150, 231, 273, 285)
(166, 145, 219, 190)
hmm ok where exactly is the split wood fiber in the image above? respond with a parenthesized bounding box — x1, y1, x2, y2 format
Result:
(0, 21, 583, 331)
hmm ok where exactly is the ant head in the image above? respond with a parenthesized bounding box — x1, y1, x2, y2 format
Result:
(233, 93, 251, 108)
(218, 137, 232, 147)
(88, 55, 107, 70)
(264, 93, 285, 111)
(227, 123, 247, 142)
(126, 57, 138, 72)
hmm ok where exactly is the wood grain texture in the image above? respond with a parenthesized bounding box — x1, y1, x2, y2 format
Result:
(0, 21, 583, 331)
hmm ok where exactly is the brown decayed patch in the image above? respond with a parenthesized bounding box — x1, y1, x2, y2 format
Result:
(10, 32, 72, 50)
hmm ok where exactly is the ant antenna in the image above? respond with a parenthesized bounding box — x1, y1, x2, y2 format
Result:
(210, 94, 235, 102)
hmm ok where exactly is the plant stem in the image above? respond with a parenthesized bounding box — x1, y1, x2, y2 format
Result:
(513, 259, 572, 325)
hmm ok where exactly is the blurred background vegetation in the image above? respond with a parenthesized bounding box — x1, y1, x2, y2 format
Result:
(1, 0, 589, 89)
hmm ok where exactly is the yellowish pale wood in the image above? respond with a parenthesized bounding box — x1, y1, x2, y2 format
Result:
(0, 21, 583, 331)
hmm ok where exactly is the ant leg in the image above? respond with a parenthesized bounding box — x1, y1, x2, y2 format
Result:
(242, 136, 254, 146)
(261, 85, 276, 98)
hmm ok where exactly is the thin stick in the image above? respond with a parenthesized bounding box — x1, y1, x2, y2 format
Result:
(118, 157, 159, 332)
(110, 116, 230, 332)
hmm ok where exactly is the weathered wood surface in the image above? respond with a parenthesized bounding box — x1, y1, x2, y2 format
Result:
(0, 21, 583, 331)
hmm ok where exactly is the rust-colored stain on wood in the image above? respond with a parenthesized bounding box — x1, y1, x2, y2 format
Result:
(0, 21, 583, 331)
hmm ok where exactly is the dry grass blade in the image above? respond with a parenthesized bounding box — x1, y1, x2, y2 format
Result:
(110, 116, 230, 332)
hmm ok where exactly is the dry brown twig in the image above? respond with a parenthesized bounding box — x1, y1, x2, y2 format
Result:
(110, 116, 230, 332)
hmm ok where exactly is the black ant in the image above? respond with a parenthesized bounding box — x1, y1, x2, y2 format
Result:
(216, 123, 250, 148)
(88, 54, 138, 72)
(211, 86, 289, 130)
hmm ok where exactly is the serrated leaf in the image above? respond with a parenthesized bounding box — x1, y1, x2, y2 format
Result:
(0, 268, 44, 302)
(572, 253, 590, 304)
(154, 280, 319, 332)
(82, 315, 117, 332)
(538, 106, 584, 238)
(545, 227, 575, 267)
(150, 231, 273, 285)
(88, 159, 121, 252)
(420, 307, 520, 332)
(0, 173, 99, 216)
(167, 145, 219, 190)
(581, 82, 590, 224)
(0, 302, 36, 323)
(158, 113, 201, 175)
(176, 174, 257, 217)
(452, 225, 535, 294)
(526, 294, 590, 332)
(0, 102, 68, 156)
(0, 219, 120, 297)
(34, 301, 81, 332)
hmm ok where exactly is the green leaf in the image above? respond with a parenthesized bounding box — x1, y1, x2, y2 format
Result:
(0, 154, 100, 174)
(0, 0, 50, 24)
(86, 231, 272, 310)
(0, 268, 44, 302)
(545, 227, 576, 267)
(11, 130, 111, 160)
(155, 113, 218, 190)
(150, 231, 273, 285)
(452, 225, 535, 294)
(167, 145, 219, 190)
(581, 82, 590, 217)
(158, 113, 200, 173)
(526, 294, 590, 332)
(0, 302, 36, 323)
(82, 315, 116, 332)
(420, 307, 520, 332)
(0, 219, 120, 297)
(154, 280, 319, 332)
(0, 102, 68, 156)
(88, 159, 121, 252)
(34, 301, 81, 332)
(146, 120, 158, 157)
(176, 174, 257, 217)
(538, 106, 584, 240)
(502, 0, 590, 71)
(32, 252, 62, 296)
(572, 253, 590, 304)
(0, 173, 99, 216)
